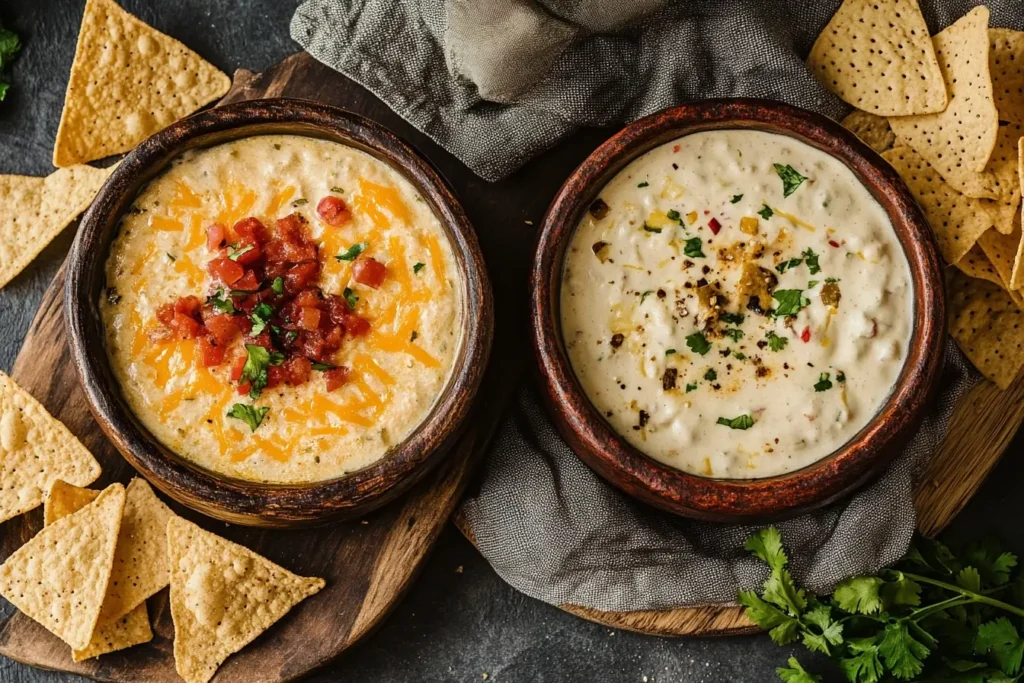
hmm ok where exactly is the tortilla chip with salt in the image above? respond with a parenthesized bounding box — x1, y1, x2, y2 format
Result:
(948, 269, 1024, 388)
(889, 7, 1000, 191)
(0, 371, 101, 523)
(955, 245, 1003, 287)
(841, 110, 896, 154)
(0, 164, 113, 288)
(0, 484, 125, 651)
(44, 479, 153, 662)
(168, 517, 325, 683)
(991, 29, 1024, 124)
(807, 0, 947, 116)
(52, 0, 230, 167)
(978, 211, 1023, 291)
(882, 146, 1000, 264)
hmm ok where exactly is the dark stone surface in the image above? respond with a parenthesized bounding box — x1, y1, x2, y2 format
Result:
(0, 2, 1021, 682)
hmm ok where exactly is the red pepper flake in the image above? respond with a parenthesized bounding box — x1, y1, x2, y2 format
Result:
(828, 239, 841, 248)
(708, 217, 722, 235)
(703, 209, 710, 215)
(672, 144, 680, 153)
(800, 327, 811, 343)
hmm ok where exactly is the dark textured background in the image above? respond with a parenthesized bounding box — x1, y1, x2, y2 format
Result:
(0, 2, 1021, 682)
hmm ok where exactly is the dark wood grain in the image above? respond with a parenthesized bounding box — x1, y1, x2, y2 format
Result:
(531, 100, 945, 522)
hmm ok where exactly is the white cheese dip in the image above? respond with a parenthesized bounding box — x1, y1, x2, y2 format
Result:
(561, 130, 912, 479)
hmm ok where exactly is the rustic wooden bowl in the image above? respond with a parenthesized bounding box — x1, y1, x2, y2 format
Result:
(531, 99, 945, 522)
(65, 98, 493, 528)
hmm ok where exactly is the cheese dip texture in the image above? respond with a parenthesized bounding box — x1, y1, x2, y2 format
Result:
(561, 130, 912, 479)
(101, 135, 461, 484)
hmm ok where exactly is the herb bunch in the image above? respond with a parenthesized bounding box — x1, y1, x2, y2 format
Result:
(0, 22, 20, 101)
(739, 528, 1024, 682)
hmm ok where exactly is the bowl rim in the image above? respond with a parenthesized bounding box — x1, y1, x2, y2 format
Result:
(530, 98, 945, 522)
(64, 97, 494, 526)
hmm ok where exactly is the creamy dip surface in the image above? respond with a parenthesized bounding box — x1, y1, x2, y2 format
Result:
(101, 135, 461, 484)
(561, 129, 912, 479)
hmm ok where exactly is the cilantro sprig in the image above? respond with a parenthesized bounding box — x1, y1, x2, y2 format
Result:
(239, 344, 284, 399)
(0, 25, 21, 102)
(740, 528, 1024, 683)
(774, 164, 808, 197)
(227, 404, 270, 432)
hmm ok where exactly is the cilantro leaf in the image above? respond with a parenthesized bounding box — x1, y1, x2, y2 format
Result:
(637, 181, 649, 188)
(767, 331, 788, 352)
(685, 332, 711, 355)
(772, 289, 810, 317)
(718, 414, 754, 430)
(640, 290, 654, 304)
(311, 361, 337, 371)
(801, 605, 843, 655)
(642, 223, 662, 233)
(226, 404, 270, 432)
(774, 163, 808, 197)
(685, 382, 697, 392)
(814, 373, 833, 392)
(776, 257, 803, 274)
(878, 622, 930, 679)
(683, 237, 704, 258)
(413, 262, 426, 274)
(206, 289, 235, 314)
(880, 571, 921, 608)
(723, 328, 743, 342)
(0, 27, 21, 101)
(721, 312, 745, 325)
(759, 204, 774, 220)
(834, 576, 884, 614)
(250, 302, 274, 336)
(344, 287, 359, 310)
(839, 638, 885, 683)
(956, 567, 982, 592)
(240, 344, 284, 399)
(744, 528, 788, 571)
(738, 591, 800, 645)
(228, 244, 254, 261)
(704, 368, 718, 381)
(975, 618, 1024, 675)
(777, 657, 821, 683)
(731, 194, 744, 203)
(802, 248, 821, 274)
(336, 242, 367, 262)
(271, 276, 285, 294)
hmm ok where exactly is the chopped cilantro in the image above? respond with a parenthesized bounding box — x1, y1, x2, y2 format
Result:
(704, 368, 718, 381)
(250, 302, 274, 336)
(226, 404, 270, 432)
(666, 209, 683, 224)
(640, 290, 655, 304)
(685, 332, 711, 356)
(825, 277, 839, 284)
(206, 290, 235, 315)
(730, 194, 744, 204)
(734, 352, 747, 360)
(685, 383, 698, 393)
(771, 289, 810, 317)
(717, 414, 754, 430)
(311, 361, 336, 371)
(413, 262, 426, 274)
(775, 257, 802, 274)
(814, 372, 833, 392)
(228, 244, 254, 261)
(802, 248, 821, 274)
(637, 181, 649, 188)
(271, 276, 285, 294)
(240, 344, 284, 400)
(758, 204, 774, 220)
(331, 186, 344, 193)
(292, 198, 309, 207)
(683, 237, 705, 258)
(723, 328, 744, 342)
(336, 242, 367, 262)
(0, 26, 21, 102)
(720, 312, 745, 325)
(666, 348, 677, 356)
(774, 163, 808, 197)
(836, 371, 846, 383)
(343, 287, 359, 310)
(643, 223, 662, 234)
(766, 331, 788, 352)
(807, 280, 819, 289)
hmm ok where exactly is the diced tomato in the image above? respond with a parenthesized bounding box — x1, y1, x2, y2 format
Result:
(233, 217, 270, 244)
(232, 241, 262, 266)
(264, 238, 317, 264)
(672, 144, 680, 153)
(316, 196, 352, 227)
(299, 307, 321, 331)
(801, 327, 811, 343)
(233, 269, 261, 292)
(352, 257, 386, 289)
(325, 294, 349, 323)
(708, 218, 722, 235)
(298, 331, 327, 361)
(156, 303, 175, 325)
(322, 324, 344, 350)
(342, 313, 370, 336)
(208, 256, 245, 286)
(266, 365, 287, 389)
(174, 296, 202, 317)
(170, 312, 202, 339)
(324, 367, 350, 391)
(284, 356, 312, 385)
(829, 240, 841, 248)
(205, 314, 240, 345)
(294, 288, 322, 309)
(198, 336, 225, 367)
(284, 262, 319, 293)
(206, 223, 226, 251)
(245, 331, 273, 350)
(276, 213, 308, 239)
(230, 353, 247, 382)
(237, 382, 251, 396)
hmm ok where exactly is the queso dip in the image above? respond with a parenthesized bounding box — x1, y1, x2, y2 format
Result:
(101, 135, 461, 484)
(561, 130, 912, 479)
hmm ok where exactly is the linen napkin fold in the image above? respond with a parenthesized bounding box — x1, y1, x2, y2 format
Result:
(291, 0, 1007, 611)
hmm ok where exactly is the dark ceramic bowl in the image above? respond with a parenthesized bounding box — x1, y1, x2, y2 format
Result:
(65, 99, 493, 528)
(531, 99, 945, 522)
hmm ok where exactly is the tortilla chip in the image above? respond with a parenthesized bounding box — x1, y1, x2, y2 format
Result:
(948, 269, 1024, 388)
(841, 110, 896, 153)
(882, 146, 1000, 264)
(168, 517, 324, 683)
(990, 29, 1024, 124)
(44, 479, 153, 661)
(889, 7, 1000, 190)
(807, 0, 947, 116)
(0, 484, 125, 650)
(978, 213, 1023, 291)
(955, 245, 1003, 287)
(52, 0, 231, 167)
(0, 371, 101, 523)
(0, 164, 112, 288)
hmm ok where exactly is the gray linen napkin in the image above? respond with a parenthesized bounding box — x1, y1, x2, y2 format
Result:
(291, 0, 1007, 611)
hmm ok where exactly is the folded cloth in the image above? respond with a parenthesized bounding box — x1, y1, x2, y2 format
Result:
(292, 0, 1006, 611)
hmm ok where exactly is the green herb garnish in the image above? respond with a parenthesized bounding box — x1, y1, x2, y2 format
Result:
(808, 280, 819, 289)
(766, 331, 788, 352)
(723, 328, 744, 342)
(731, 194, 744, 204)
(311, 361, 336, 371)
(814, 373, 833, 392)
(250, 302, 274, 336)
(685, 332, 711, 356)
(772, 289, 810, 317)
(759, 205, 774, 220)
(734, 352, 747, 360)
(643, 223, 662, 234)
(837, 371, 846, 383)
(640, 290, 655, 304)
(721, 312, 745, 325)
(683, 237, 705, 258)
(240, 344, 284, 400)
(666, 348, 677, 356)
(413, 262, 426, 274)
(704, 368, 718, 381)
(331, 186, 344, 193)
(802, 248, 821, 275)
(637, 181, 649, 188)
(292, 198, 308, 207)
(336, 242, 367, 262)
(667, 209, 683, 224)
(206, 290, 235, 315)
(685, 383, 698, 393)
(226, 404, 270, 432)
(774, 164, 808, 197)
(776, 257, 803, 274)
(228, 244, 254, 261)
(343, 287, 359, 310)
(0, 26, 22, 102)
(271, 277, 284, 294)
(717, 414, 754, 430)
